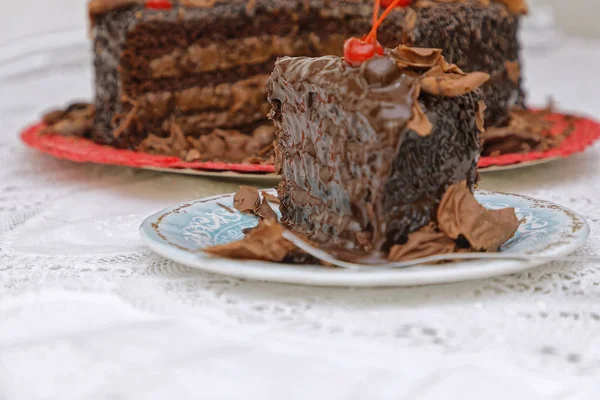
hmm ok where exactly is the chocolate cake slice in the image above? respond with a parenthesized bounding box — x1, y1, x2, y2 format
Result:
(267, 46, 490, 254)
(87, 0, 526, 163)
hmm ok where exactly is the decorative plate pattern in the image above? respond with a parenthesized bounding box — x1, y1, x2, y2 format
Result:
(140, 189, 590, 287)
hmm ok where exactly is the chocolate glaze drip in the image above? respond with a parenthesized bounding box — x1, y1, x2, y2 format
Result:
(268, 53, 483, 255)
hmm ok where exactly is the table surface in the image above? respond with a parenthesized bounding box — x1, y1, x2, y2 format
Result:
(2, 24, 600, 400)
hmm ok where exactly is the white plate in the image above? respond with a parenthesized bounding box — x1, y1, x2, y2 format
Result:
(140, 189, 589, 287)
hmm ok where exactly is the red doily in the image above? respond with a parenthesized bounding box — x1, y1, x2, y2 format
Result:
(21, 112, 600, 173)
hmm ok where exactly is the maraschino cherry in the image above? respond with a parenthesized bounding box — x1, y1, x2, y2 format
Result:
(343, 0, 411, 66)
(145, 0, 173, 10)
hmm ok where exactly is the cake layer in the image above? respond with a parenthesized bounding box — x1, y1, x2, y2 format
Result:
(268, 52, 486, 253)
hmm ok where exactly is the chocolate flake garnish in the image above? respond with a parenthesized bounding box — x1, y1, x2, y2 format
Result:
(391, 45, 490, 98)
(496, 0, 529, 15)
(256, 197, 278, 221)
(112, 96, 140, 138)
(481, 108, 572, 156)
(392, 46, 442, 69)
(505, 60, 521, 84)
(476, 100, 487, 133)
(139, 120, 189, 159)
(437, 181, 521, 252)
(207, 181, 520, 264)
(41, 102, 95, 138)
(387, 46, 489, 135)
(261, 191, 281, 204)
(233, 186, 260, 214)
(204, 219, 296, 262)
(408, 102, 433, 136)
(217, 203, 235, 213)
(420, 71, 490, 97)
(388, 223, 459, 262)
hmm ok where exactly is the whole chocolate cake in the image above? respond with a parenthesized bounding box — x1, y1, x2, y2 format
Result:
(267, 45, 491, 255)
(82, 0, 526, 163)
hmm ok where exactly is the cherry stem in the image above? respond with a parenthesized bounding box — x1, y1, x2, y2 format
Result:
(367, 0, 403, 42)
(372, 0, 381, 28)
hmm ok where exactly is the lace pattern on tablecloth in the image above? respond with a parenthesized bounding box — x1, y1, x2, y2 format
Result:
(2, 34, 600, 399)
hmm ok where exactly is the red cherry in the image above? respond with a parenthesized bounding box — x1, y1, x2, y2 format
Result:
(381, 0, 412, 6)
(344, 36, 384, 67)
(145, 0, 172, 10)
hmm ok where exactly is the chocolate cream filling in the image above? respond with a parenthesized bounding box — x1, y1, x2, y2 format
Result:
(146, 34, 347, 79)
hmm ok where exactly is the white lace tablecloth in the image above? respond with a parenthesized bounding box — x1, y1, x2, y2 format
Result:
(2, 29, 600, 399)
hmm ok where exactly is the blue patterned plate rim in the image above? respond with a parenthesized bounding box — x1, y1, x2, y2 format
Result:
(139, 189, 590, 287)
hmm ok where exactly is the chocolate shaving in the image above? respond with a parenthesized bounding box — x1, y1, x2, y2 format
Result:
(407, 102, 433, 136)
(505, 60, 521, 84)
(420, 72, 490, 97)
(41, 102, 95, 137)
(205, 181, 520, 264)
(233, 186, 260, 213)
(388, 223, 459, 262)
(139, 120, 189, 158)
(496, 0, 528, 15)
(112, 96, 140, 138)
(140, 123, 275, 164)
(217, 203, 235, 213)
(392, 46, 443, 69)
(390, 45, 490, 100)
(261, 191, 281, 204)
(481, 108, 571, 156)
(437, 181, 521, 252)
(204, 219, 296, 262)
(256, 197, 278, 221)
(386, 45, 489, 136)
(476, 100, 487, 133)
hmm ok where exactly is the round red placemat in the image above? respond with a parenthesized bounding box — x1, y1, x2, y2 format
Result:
(21, 112, 600, 173)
